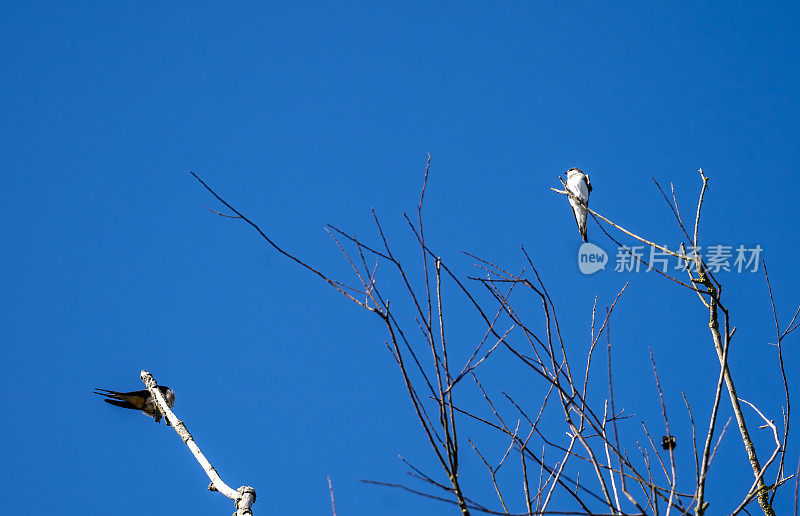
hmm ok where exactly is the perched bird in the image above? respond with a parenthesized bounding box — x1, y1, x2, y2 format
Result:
(94, 386, 175, 425)
(661, 435, 677, 450)
(564, 167, 592, 242)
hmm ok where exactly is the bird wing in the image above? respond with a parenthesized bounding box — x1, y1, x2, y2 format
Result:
(566, 200, 588, 242)
(94, 388, 149, 410)
(101, 398, 141, 410)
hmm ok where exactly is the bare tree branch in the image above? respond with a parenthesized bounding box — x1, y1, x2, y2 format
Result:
(139, 370, 256, 515)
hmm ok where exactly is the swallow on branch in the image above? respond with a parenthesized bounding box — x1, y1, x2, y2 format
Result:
(94, 386, 175, 425)
(564, 167, 592, 242)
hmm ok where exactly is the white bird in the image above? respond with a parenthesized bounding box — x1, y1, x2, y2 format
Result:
(564, 168, 592, 242)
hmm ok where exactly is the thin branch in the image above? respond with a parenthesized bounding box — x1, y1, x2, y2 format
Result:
(693, 170, 709, 251)
(191, 172, 375, 312)
(730, 399, 783, 516)
(649, 351, 677, 515)
(708, 417, 732, 468)
(682, 392, 700, 493)
(763, 260, 791, 504)
(794, 455, 800, 516)
(551, 187, 686, 260)
(328, 476, 337, 516)
(360, 479, 625, 515)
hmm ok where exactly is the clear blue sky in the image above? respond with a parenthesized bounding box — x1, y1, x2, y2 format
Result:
(3, 2, 800, 514)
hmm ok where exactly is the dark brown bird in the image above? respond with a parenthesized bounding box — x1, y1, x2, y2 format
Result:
(661, 435, 676, 450)
(94, 386, 175, 425)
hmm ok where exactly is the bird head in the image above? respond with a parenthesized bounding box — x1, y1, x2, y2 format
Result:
(158, 386, 176, 408)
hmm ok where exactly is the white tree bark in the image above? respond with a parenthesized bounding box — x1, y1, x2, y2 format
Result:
(139, 370, 256, 515)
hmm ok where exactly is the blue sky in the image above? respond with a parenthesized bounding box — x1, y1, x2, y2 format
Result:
(3, 1, 800, 514)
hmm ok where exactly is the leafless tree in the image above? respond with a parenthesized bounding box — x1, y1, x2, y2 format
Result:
(191, 159, 796, 515)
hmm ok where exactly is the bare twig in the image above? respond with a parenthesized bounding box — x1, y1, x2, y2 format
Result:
(682, 392, 700, 494)
(763, 260, 792, 504)
(693, 170, 708, 251)
(794, 455, 800, 516)
(328, 476, 337, 516)
(649, 351, 677, 515)
(551, 186, 686, 260)
(730, 399, 783, 515)
(191, 172, 376, 313)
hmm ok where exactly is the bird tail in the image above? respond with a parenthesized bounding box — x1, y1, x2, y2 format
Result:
(102, 398, 139, 410)
(93, 388, 123, 399)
